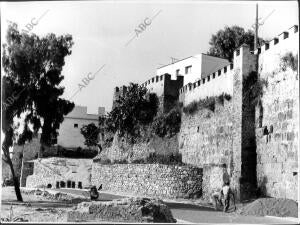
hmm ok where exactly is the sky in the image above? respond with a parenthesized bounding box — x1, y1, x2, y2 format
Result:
(1, 0, 298, 114)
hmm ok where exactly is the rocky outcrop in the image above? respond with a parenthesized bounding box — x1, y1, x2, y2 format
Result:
(67, 197, 177, 223)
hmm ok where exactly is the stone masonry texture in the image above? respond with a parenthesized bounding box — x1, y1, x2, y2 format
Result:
(91, 163, 203, 199)
(255, 26, 298, 200)
(26, 157, 92, 189)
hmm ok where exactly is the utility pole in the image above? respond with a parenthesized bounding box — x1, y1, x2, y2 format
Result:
(254, 3, 259, 50)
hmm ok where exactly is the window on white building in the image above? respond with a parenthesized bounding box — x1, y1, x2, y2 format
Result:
(176, 69, 180, 75)
(185, 66, 192, 74)
(74, 124, 78, 128)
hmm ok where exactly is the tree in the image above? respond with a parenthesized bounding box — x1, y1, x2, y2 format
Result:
(207, 25, 265, 61)
(80, 123, 99, 147)
(106, 83, 158, 138)
(2, 23, 74, 201)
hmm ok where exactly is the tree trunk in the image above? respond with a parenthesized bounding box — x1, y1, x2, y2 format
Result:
(7, 157, 23, 201)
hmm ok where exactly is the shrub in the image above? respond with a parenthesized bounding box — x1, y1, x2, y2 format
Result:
(243, 71, 268, 106)
(113, 159, 128, 164)
(224, 93, 232, 101)
(280, 52, 298, 72)
(101, 158, 112, 164)
(182, 101, 198, 115)
(183, 96, 217, 115)
(144, 152, 184, 165)
(151, 107, 181, 138)
(217, 93, 232, 105)
(131, 158, 145, 164)
(56, 146, 98, 158)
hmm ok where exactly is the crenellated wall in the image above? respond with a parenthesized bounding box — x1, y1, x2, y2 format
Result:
(254, 25, 298, 201)
(179, 63, 234, 106)
(178, 25, 298, 201)
(141, 74, 184, 113)
(179, 44, 259, 201)
(114, 74, 183, 113)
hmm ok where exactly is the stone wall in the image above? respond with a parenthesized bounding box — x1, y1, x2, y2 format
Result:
(255, 25, 298, 201)
(26, 157, 92, 189)
(178, 45, 257, 200)
(179, 99, 235, 199)
(91, 163, 202, 199)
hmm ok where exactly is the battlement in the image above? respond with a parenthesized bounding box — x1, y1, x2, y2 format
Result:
(178, 43, 257, 105)
(254, 25, 298, 55)
(114, 85, 127, 93)
(179, 63, 234, 95)
(141, 73, 184, 88)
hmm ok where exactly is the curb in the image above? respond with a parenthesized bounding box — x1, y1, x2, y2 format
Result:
(265, 215, 299, 223)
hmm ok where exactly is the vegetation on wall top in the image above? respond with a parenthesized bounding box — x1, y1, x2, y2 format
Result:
(182, 93, 231, 115)
(95, 152, 184, 165)
(280, 52, 298, 72)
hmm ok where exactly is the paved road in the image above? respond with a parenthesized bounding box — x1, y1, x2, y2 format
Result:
(51, 188, 296, 224)
(166, 201, 294, 224)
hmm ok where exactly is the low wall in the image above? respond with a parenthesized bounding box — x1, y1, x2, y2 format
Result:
(91, 163, 202, 199)
(26, 157, 92, 189)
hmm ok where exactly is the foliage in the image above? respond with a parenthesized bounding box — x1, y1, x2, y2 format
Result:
(151, 107, 182, 138)
(182, 93, 232, 115)
(217, 93, 232, 105)
(207, 25, 265, 61)
(243, 71, 268, 107)
(143, 152, 184, 165)
(113, 159, 128, 164)
(1, 23, 74, 201)
(105, 83, 158, 137)
(97, 152, 184, 165)
(183, 97, 213, 115)
(56, 146, 98, 158)
(80, 123, 99, 147)
(131, 152, 184, 165)
(280, 52, 298, 72)
(94, 158, 111, 164)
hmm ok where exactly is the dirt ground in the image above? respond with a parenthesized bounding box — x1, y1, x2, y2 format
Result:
(238, 198, 298, 218)
(1, 187, 87, 222)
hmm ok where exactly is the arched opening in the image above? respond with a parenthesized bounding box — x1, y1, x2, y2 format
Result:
(56, 181, 60, 189)
(47, 184, 52, 188)
(78, 182, 82, 189)
(71, 181, 75, 188)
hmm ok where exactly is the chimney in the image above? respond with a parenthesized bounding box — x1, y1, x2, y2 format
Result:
(98, 107, 105, 116)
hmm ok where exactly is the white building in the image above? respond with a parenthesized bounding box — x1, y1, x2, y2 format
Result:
(157, 54, 229, 85)
(57, 105, 105, 149)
